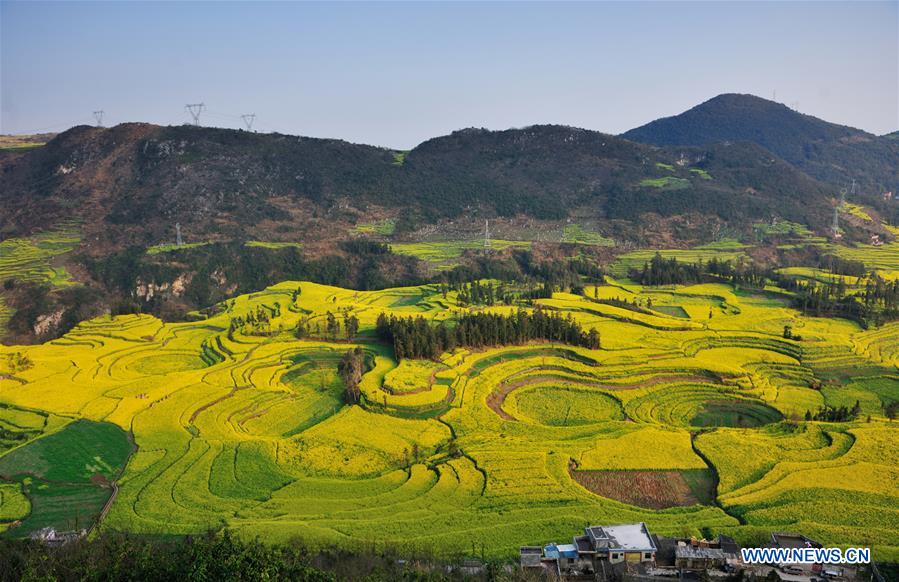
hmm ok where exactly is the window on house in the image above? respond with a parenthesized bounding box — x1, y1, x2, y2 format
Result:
(644, 553, 652, 559)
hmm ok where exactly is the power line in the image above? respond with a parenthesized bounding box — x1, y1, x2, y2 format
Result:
(93, 110, 105, 127)
(1, 117, 94, 135)
(185, 103, 205, 126)
(241, 113, 256, 131)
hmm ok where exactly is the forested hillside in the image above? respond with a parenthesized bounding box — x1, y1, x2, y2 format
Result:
(1, 120, 838, 247)
(623, 93, 899, 206)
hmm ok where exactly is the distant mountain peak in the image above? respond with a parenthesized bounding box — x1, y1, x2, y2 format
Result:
(622, 93, 865, 151)
(621, 93, 898, 194)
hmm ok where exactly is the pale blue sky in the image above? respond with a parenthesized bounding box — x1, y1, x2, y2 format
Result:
(2, 1, 897, 149)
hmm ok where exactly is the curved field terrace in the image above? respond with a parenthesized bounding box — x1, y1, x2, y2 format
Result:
(0, 279, 897, 560)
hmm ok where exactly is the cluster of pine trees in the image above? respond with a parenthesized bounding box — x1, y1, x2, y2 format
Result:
(634, 253, 899, 328)
(858, 274, 899, 322)
(375, 309, 600, 360)
(520, 281, 555, 301)
(455, 280, 502, 306)
(228, 304, 280, 338)
(635, 254, 772, 288)
(787, 274, 899, 327)
(294, 310, 360, 341)
(338, 347, 366, 404)
(635, 253, 704, 286)
(804, 401, 861, 422)
(817, 255, 866, 278)
(586, 291, 657, 315)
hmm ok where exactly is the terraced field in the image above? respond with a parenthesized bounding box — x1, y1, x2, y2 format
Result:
(0, 278, 896, 559)
(0, 226, 81, 333)
(0, 227, 80, 286)
(609, 240, 749, 277)
(835, 241, 899, 273)
(389, 240, 531, 269)
(561, 224, 615, 246)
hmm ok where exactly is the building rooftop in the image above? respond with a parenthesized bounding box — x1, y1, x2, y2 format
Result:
(717, 535, 740, 556)
(676, 546, 727, 560)
(771, 533, 821, 550)
(557, 544, 578, 558)
(520, 546, 543, 567)
(574, 535, 595, 553)
(585, 523, 657, 552)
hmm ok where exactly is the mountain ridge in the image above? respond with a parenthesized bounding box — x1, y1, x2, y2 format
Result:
(1, 119, 839, 249)
(622, 93, 899, 201)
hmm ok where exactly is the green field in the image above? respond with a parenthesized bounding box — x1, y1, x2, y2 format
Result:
(0, 135, 51, 152)
(0, 265, 897, 559)
(352, 219, 396, 236)
(562, 224, 615, 246)
(244, 241, 304, 250)
(0, 419, 131, 536)
(390, 239, 531, 269)
(639, 176, 691, 190)
(146, 241, 212, 254)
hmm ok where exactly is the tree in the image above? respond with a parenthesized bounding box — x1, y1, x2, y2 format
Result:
(294, 317, 309, 339)
(783, 325, 793, 339)
(326, 311, 339, 338)
(587, 328, 601, 350)
(375, 309, 600, 360)
(338, 347, 364, 404)
(344, 314, 360, 340)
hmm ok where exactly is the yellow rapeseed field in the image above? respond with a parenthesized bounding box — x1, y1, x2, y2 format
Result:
(0, 277, 896, 558)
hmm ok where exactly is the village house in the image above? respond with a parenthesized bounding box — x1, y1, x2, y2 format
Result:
(522, 522, 658, 577)
(674, 535, 741, 571)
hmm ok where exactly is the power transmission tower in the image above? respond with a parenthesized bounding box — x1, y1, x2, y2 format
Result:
(93, 110, 105, 127)
(176, 222, 183, 246)
(833, 187, 848, 239)
(241, 114, 256, 131)
(185, 103, 205, 126)
(484, 219, 491, 249)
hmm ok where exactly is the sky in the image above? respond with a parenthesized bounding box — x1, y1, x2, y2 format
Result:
(1, 1, 897, 149)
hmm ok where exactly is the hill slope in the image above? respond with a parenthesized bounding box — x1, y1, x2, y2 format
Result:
(0, 122, 836, 248)
(623, 93, 899, 199)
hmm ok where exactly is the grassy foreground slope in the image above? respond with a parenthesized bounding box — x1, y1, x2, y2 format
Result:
(0, 280, 896, 559)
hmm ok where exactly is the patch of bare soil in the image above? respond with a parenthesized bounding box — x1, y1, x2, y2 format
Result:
(569, 463, 715, 509)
